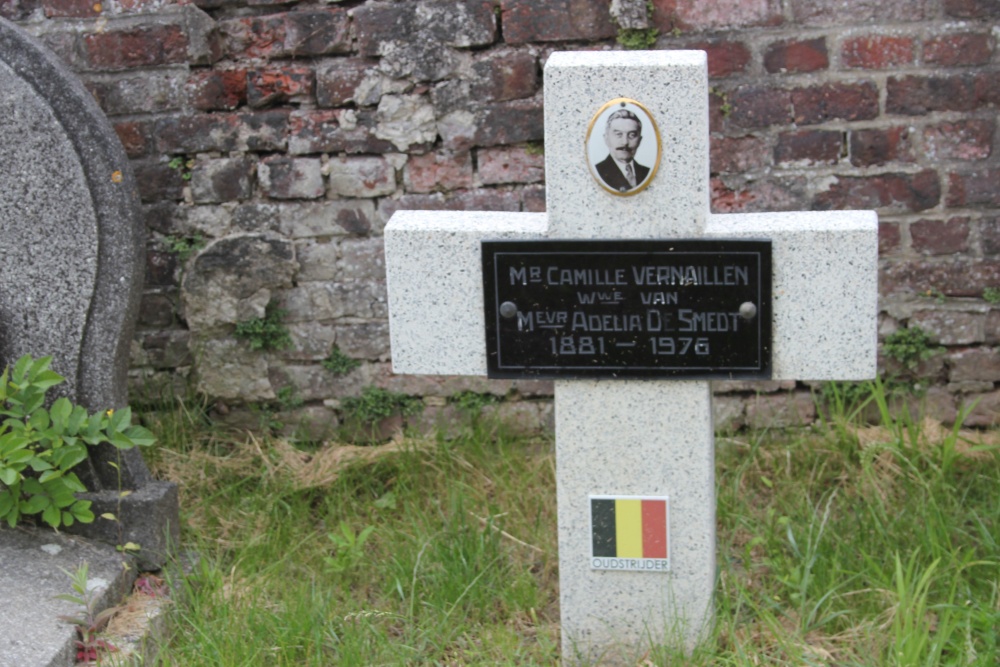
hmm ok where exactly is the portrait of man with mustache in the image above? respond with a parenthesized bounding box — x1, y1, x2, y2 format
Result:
(593, 108, 650, 193)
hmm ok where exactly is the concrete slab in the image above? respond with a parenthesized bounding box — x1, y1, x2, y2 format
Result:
(0, 527, 134, 667)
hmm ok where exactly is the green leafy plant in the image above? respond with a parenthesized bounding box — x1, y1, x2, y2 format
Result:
(56, 562, 123, 662)
(711, 87, 733, 116)
(322, 346, 361, 376)
(275, 385, 304, 411)
(616, 27, 659, 50)
(234, 303, 292, 351)
(163, 233, 205, 261)
(0, 355, 155, 529)
(449, 391, 498, 416)
(883, 326, 941, 371)
(983, 287, 1000, 304)
(342, 386, 423, 428)
(324, 521, 375, 574)
(168, 155, 195, 181)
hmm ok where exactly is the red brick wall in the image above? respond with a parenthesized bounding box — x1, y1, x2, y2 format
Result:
(9, 0, 999, 431)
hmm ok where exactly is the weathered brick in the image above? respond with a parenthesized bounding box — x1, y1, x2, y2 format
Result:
(685, 40, 751, 78)
(792, 0, 933, 25)
(791, 82, 879, 125)
(949, 347, 1000, 381)
(327, 156, 397, 198)
(813, 170, 940, 213)
(728, 86, 792, 129)
(924, 120, 994, 161)
(886, 74, 979, 115)
(975, 71, 1000, 107)
(186, 69, 247, 111)
(333, 239, 386, 287)
(284, 9, 351, 56)
(473, 97, 543, 148)
(470, 49, 538, 102)
(259, 156, 324, 200)
(146, 247, 179, 288)
(653, 0, 782, 31)
(288, 110, 395, 155)
(357, 1, 495, 54)
(155, 114, 240, 154)
(405, 151, 474, 192)
(963, 390, 1000, 428)
(221, 16, 285, 59)
(316, 59, 375, 107)
(40, 0, 96, 18)
(114, 121, 149, 158)
(85, 72, 184, 115)
(336, 322, 391, 362)
(979, 216, 1000, 256)
(882, 260, 1000, 297)
(271, 200, 376, 238)
(710, 135, 770, 173)
(924, 33, 993, 67)
(774, 130, 841, 165)
(477, 146, 544, 185)
(378, 40, 462, 82)
(378, 189, 520, 222)
(745, 392, 816, 429)
(144, 202, 184, 235)
(764, 37, 828, 73)
(711, 175, 806, 214)
(912, 310, 985, 346)
(0, 0, 37, 19)
(375, 93, 438, 151)
(522, 184, 546, 212)
(117, 0, 181, 11)
(987, 309, 1000, 345)
(501, 0, 615, 43)
(84, 25, 188, 70)
(944, 0, 1000, 19)
(239, 111, 290, 152)
(947, 169, 1000, 208)
(138, 293, 177, 329)
(133, 160, 185, 203)
(141, 330, 193, 370)
(247, 66, 314, 108)
(38, 32, 84, 69)
(879, 221, 901, 255)
(841, 35, 914, 69)
(190, 156, 254, 204)
(850, 127, 915, 167)
(910, 217, 970, 255)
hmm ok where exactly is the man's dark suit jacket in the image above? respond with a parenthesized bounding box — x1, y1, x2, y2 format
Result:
(594, 155, 649, 192)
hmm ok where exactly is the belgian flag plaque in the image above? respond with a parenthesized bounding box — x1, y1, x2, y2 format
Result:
(590, 495, 670, 572)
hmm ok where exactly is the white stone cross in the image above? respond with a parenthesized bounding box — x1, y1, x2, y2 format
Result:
(384, 51, 876, 663)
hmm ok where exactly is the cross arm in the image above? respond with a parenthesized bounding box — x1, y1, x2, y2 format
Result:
(384, 210, 548, 376)
(707, 210, 878, 381)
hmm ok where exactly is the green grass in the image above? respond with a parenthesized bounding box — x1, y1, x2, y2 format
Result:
(139, 385, 999, 665)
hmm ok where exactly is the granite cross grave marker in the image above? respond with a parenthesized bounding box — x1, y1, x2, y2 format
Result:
(385, 51, 877, 663)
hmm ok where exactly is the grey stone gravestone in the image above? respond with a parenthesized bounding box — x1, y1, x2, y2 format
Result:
(0, 18, 178, 568)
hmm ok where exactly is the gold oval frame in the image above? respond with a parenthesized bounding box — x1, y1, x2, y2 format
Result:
(585, 97, 662, 197)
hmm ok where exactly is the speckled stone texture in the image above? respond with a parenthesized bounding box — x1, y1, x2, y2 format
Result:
(384, 50, 877, 664)
(385, 211, 546, 374)
(0, 19, 177, 567)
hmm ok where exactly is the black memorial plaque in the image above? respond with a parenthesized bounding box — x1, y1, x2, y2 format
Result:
(483, 239, 772, 379)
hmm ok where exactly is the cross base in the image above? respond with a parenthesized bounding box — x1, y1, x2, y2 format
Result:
(557, 380, 713, 662)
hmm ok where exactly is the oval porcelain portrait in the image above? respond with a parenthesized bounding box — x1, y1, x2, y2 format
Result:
(586, 98, 661, 196)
